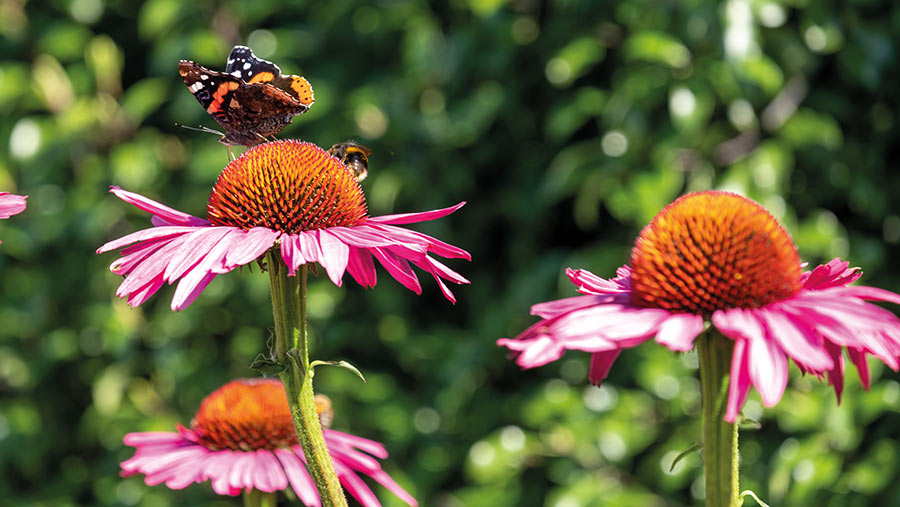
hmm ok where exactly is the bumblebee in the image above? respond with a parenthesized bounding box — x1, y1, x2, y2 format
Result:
(327, 141, 372, 182)
(315, 393, 334, 429)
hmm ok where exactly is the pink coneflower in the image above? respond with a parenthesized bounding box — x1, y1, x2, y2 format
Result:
(0, 192, 26, 243)
(498, 191, 900, 422)
(97, 140, 469, 310)
(121, 378, 417, 507)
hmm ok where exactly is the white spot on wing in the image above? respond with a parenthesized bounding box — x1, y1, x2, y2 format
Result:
(189, 82, 204, 92)
(200, 74, 209, 80)
(243, 62, 251, 70)
(231, 71, 242, 77)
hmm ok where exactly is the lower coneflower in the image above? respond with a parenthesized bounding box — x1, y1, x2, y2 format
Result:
(0, 192, 26, 243)
(498, 191, 900, 505)
(121, 378, 417, 507)
(97, 139, 469, 311)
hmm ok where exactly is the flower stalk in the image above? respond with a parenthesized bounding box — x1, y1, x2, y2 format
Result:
(267, 251, 348, 507)
(243, 489, 277, 507)
(697, 329, 739, 507)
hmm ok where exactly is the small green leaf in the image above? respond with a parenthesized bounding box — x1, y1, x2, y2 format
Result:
(669, 442, 702, 472)
(310, 360, 367, 383)
(740, 489, 771, 507)
(249, 354, 285, 377)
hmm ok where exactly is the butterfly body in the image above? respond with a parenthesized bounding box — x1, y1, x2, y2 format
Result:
(179, 46, 314, 146)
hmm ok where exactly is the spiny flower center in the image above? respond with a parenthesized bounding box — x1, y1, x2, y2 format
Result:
(629, 191, 801, 314)
(191, 379, 298, 451)
(207, 140, 368, 234)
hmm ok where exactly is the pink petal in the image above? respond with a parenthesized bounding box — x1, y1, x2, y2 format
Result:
(371, 248, 421, 294)
(566, 267, 631, 295)
(756, 308, 833, 371)
(274, 448, 319, 506)
(366, 202, 465, 225)
(654, 313, 704, 351)
(252, 449, 288, 492)
(109, 186, 207, 226)
(346, 247, 377, 288)
(0, 193, 27, 218)
(840, 285, 900, 306)
(848, 348, 871, 389)
(746, 321, 789, 407)
(531, 295, 608, 319)
(224, 227, 280, 267)
(725, 339, 751, 422)
(97, 226, 198, 254)
(588, 350, 621, 385)
(317, 229, 349, 286)
(332, 459, 381, 507)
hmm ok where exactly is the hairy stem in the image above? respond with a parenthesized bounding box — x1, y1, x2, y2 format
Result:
(697, 330, 739, 507)
(267, 252, 347, 506)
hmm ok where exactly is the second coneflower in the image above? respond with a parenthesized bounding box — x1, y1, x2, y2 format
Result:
(498, 191, 900, 505)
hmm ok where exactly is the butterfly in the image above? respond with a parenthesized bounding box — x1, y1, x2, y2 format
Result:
(327, 141, 372, 182)
(178, 45, 314, 146)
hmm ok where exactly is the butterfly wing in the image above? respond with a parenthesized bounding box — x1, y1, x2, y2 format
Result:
(225, 45, 283, 84)
(178, 61, 242, 125)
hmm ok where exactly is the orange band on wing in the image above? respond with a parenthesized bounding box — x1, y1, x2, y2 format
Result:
(247, 72, 275, 84)
(289, 77, 315, 105)
(207, 81, 240, 114)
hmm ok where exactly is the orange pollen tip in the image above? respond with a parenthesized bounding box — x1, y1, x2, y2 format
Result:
(629, 191, 802, 314)
(207, 140, 368, 233)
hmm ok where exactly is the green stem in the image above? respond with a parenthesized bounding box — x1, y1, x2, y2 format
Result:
(243, 489, 277, 507)
(697, 330, 739, 507)
(267, 252, 348, 507)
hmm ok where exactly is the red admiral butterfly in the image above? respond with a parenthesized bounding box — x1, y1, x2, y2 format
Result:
(327, 141, 372, 182)
(178, 46, 314, 146)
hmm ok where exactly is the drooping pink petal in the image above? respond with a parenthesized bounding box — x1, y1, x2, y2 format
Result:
(824, 341, 845, 402)
(371, 248, 421, 294)
(497, 335, 566, 368)
(252, 449, 288, 492)
(346, 247, 377, 288)
(725, 339, 751, 422)
(224, 227, 280, 267)
(588, 350, 621, 386)
(848, 347, 871, 389)
(274, 448, 319, 506)
(654, 313, 704, 351)
(317, 229, 350, 286)
(756, 308, 833, 371)
(746, 322, 789, 407)
(332, 459, 382, 507)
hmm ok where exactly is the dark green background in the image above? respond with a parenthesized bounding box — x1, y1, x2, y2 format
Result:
(1, 0, 899, 505)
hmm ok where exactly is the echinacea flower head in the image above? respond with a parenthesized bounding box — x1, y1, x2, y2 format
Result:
(498, 191, 900, 421)
(121, 378, 417, 507)
(0, 192, 27, 243)
(97, 140, 469, 310)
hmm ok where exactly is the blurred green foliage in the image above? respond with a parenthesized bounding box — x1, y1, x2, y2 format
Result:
(1, 0, 900, 506)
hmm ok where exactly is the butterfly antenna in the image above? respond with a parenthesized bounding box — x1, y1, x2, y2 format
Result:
(174, 123, 225, 137)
